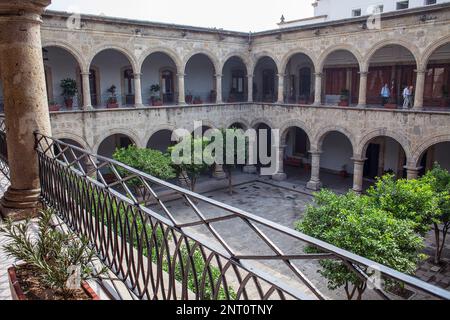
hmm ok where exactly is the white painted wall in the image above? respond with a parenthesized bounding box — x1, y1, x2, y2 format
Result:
(313, 0, 449, 23)
(141, 52, 177, 104)
(185, 54, 215, 102)
(45, 47, 80, 106)
(434, 142, 450, 171)
(321, 132, 355, 173)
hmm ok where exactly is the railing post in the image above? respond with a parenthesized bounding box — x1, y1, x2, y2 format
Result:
(0, 0, 52, 220)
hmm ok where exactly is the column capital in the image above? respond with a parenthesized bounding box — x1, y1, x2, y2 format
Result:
(358, 71, 369, 76)
(309, 150, 323, 156)
(133, 72, 143, 77)
(247, 74, 254, 79)
(351, 157, 368, 164)
(80, 72, 91, 76)
(404, 165, 423, 171)
(314, 72, 323, 77)
(0, 0, 51, 17)
(277, 73, 286, 78)
(176, 73, 186, 78)
(215, 73, 223, 78)
(414, 69, 427, 75)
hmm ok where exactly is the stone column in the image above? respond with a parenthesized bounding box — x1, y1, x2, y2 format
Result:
(307, 151, 322, 190)
(0, 0, 53, 220)
(133, 72, 143, 107)
(277, 74, 285, 104)
(314, 73, 323, 106)
(352, 157, 367, 194)
(358, 71, 368, 107)
(177, 73, 186, 105)
(80, 71, 92, 110)
(215, 74, 222, 103)
(405, 166, 422, 180)
(213, 164, 227, 179)
(413, 69, 426, 110)
(272, 145, 287, 181)
(247, 75, 254, 102)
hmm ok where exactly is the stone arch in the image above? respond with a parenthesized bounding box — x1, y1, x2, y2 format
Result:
(252, 51, 280, 74)
(88, 45, 139, 73)
(412, 134, 450, 167)
(420, 35, 450, 70)
(42, 41, 87, 72)
(280, 48, 317, 75)
(225, 118, 251, 130)
(363, 39, 420, 71)
(220, 52, 250, 75)
(317, 44, 363, 72)
(144, 124, 177, 148)
(54, 133, 92, 152)
(138, 47, 183, 73)
(279, 120, 313, 145)
(94, 129, 141, 155)
(356, 128, 412, 161)
(250, 118, 275, 130)
(182, 49, 220, 74)
(314, 125, 356, 152)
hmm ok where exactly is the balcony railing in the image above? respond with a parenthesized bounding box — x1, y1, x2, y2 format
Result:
(0, 118, 9, 180)
(30, 132, 450, 300)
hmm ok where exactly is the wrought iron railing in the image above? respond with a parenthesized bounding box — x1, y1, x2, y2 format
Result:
(0, 117, 9, 180)
(33, 132, 450, 300)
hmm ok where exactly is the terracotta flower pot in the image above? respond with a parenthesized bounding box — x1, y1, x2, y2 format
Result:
(152, 100, 163, 106)
(49, 105, 60, 112)
(338, 100, 349, 107)
(64, 98, 73, 109)
(384, 103, 398, 109)
(8, 265, 100, 300)
(107, 103, 119, 109)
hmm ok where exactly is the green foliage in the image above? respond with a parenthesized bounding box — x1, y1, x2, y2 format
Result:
(60, 78, 78, 99)
(0, 209, 103, 299)
(366, 174, 440, 235)
(296, 189, 426, 300)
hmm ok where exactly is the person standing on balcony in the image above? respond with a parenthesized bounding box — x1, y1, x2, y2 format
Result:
(403, 85, 412, 109)
(381, 83, 390, 106)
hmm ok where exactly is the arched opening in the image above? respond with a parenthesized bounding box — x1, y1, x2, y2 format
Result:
(424, 43, 450, 109)
(283, 127, 311, 181)
(43, 46, 82, 110)
(367, 44, 417, 108)
(320, 131, 354, 191)
(254, 57, 278, 103)
(284, 53, 315, 104)
(229, 122, 247, 130)
(185, 53, 216, 104)
(97, 134, 135, 159)
(322, 50, 360, 106)
(90, 49, 134, 108)
(141, 52, 178, 106)
(418, 141, 450, 176)
(147, 129, 174, 153)
(222, 56, 248, 103)
(363, 136, 407, 181)
(254, 123, 272, 169)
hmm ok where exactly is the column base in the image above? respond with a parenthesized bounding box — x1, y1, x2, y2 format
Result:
(352, 187, 363, 194)
(243, 165, 257, 174)
(306, 180, 322, 191)
(0, 188, 42, 221)
(272, 173, 287, 181)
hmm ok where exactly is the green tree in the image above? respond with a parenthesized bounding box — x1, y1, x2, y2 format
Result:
(422, 164, 450, 264)
(366, 174, 440, 235)
(113, 145, 176, 203)
(168, 137, 212, 192)
(296, 190, 426, 300)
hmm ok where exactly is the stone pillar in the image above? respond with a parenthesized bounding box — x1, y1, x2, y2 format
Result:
(215, 74, 222, 103)
(81, 72, 92, 110)
(314, 73, 323, 106)
(413, 69, 426, 110)
(307, 151, 322, 190)
(177, 73, 186, 105)
(0, 0, 52, 220)
(277, 74, 285, 103)
(134, 72, 143, 107)
(247, 75, 254, 102)
(405, 166, 422, 180)
(213, 164, 227, 179)
(358, 71, 368, 107)
(272, 145, 287, 181)
(352, 158, 367, 194)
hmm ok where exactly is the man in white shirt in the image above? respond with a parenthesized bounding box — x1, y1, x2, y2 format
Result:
(403, 86, 412, 109)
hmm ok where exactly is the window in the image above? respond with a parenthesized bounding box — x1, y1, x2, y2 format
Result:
(425, 0, 437, 5)
(374, 5, 384, 13)
(396, 1, 409, 10)
(352, 9, 362, 17)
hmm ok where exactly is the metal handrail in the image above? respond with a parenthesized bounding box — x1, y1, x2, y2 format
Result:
(34, 132, 450, 300)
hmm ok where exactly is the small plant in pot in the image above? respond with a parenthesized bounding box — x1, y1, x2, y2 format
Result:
(106, 85, 119, 108)
(150, 84, 162, 106)
(185, 91, 193, 104)
(338, 89, 350, 107)
(60, 78, 78, 109)
(48, 100, 60, 112)
(193, 96, 203, 105)
(0, 209, 105, 300)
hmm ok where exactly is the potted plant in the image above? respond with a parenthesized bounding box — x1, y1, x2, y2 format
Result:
(193, 96, 203, 105)
(185, 91, 193, 104)
(1, 209, 104, 300)
(48, 100, 60, 112)
(106, 85, 119, 108)
(60, 78, 78, 109)
(338, 89, 350, 107)
(149, 84, 162, 106)
(441, 85, 449, 108)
